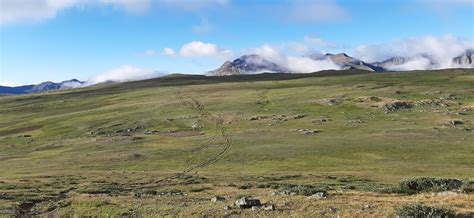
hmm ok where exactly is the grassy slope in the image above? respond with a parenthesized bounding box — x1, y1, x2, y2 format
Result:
(0, 69, 473, 216)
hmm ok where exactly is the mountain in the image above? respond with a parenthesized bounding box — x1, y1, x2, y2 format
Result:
(208, 54, 286, 76)
(207, 61, 241, 76)
(0, 79, 85, 95)
(453, 50, 474, 66)
(321, 53, 384, 72)
(372, 57, 411, 68)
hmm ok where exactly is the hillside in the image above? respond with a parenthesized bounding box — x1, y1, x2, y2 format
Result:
(0, 69, 473, 216)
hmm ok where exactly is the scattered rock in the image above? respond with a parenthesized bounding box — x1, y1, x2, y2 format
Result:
(158, 190, 184, 196)
(312, 117, 332, 123)
(461, 106, 474, 112)
(422, 90, 442, 95)
(191, 121, 203, 130)
(354, 96, 382, 102)
(441, 93, 458, 100)
(384, 100, 412, 112)
(434, 191, 460, 196)
(363, 204, 374, 210)
(211, 196, 226, 203)
(296, 129, 321, 135)
(291, 114, 306, 119)
(307, 191, 327, 200)
(249, 115, 268, 121)
(317, 98, 340, 106)
(235, 197, 261, 209)
(262, 204, 275, 211)
(144, 130, 159, 135)
(414, 99, 454, 107)
(345, 119, 365, 127)
(272, 190, 297, 196)
(447, 120, 464, 126)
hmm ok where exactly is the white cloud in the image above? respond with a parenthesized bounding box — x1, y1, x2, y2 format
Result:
(161, 0, 229, 11)
(284, 35, 341, 54)
(304, 36, 339, 49)
(61, 80, 84, 88)
(163, 48, 177, 57)
(354, 35, 474, 70)
(276, 0, 349, 23)
(251, 44, 340, 73)
(0, 0, 152, 25)
(0, 0, 80, 25)
(286, 56, 340, 73)
(192, 17, 212, 34)
(179, 41, 233, 59)
(87, 65, 162, 85)
(99, 0, 151, 14)
(136, 49, 157, 57)
(386, 58, 433, 71)
(145, 49, 157, 56)
(417, 0, 474, 15)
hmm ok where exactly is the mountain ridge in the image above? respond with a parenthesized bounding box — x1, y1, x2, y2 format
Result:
(209, 50, 474, 76)
(0, 79, 85, 95)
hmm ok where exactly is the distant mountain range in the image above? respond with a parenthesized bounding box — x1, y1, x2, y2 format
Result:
(209, 50, 474, 76)
(2, 50, 473, 95)
(0, 79, 85, 95)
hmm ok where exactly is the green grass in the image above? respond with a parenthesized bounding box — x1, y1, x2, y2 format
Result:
(0, 69, 473, 215)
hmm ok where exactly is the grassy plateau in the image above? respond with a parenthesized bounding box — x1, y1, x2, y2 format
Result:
(0, 69, 473, 216)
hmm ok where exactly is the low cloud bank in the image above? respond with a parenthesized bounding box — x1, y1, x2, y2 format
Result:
(86, 65, 164, 85)
(250, 44, 340, 73)
(355, 35, 474, 70)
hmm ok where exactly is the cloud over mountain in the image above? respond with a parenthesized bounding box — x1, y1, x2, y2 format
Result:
(250, 44, 340, 73)
(87, 65, 163, 85)
(354, 35, 474, 70)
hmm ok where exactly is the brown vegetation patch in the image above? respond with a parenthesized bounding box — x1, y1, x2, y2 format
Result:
(163, 130, 204, 137)
(0, 125, 42, 137)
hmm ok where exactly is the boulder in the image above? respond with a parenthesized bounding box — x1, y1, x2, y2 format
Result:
(211, 196, 226, 203)
(384, 100, 412, 111)
(447, 120, 464, 126)
(235, 197, 261, 209)
(307, 191, 327, 200)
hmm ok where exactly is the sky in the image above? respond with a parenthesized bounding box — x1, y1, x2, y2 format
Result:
(0, 0, 473, 86)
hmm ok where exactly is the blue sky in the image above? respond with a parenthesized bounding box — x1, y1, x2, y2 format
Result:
(0, 0, 473, 85)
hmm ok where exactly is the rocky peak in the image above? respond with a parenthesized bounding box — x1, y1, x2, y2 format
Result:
(453, 49, 474, 66)
(208, 61, 241, 76)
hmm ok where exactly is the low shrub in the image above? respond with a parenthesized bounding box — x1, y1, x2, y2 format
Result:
(133, 189, 158, 197)
(399, 177, 463, 193)
(238, 183, 253, 190)
(278, 184, 326, 196)
(78, 184, 125, 195)
(461, 179, 474, 193)
(396, 203, 455, 217)
(189, 187, 210, 192)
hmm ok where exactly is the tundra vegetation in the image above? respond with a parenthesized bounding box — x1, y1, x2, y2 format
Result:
(0, 69, 473, 216)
